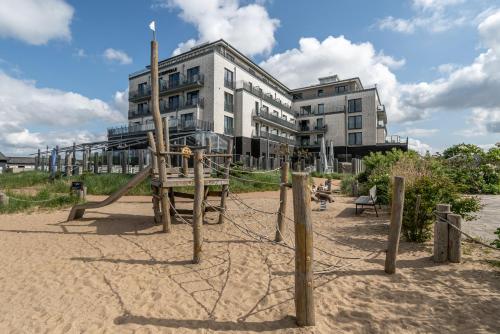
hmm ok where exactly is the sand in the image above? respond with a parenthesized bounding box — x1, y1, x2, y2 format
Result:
(0, 190, 498, 333)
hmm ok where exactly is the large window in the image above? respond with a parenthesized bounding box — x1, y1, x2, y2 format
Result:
(348, 98, 362, 113)
(317, 104, 325, 114)
(316, 118, 324, 129)
(224, 92, 233, 112)
(168, 72, 180, 88)
(224, 68, 234, 89)
(224, 116, 234, 135)
(186, 66, 200, 82)
(180, 113, 193, 127)
(186, 90, 199, 106)
(168, 95, 180, 110)
(300, 106, 311, 116)
(335, 85, 348, 93)
(348, 132, 362, 145)
(137, 102, 149, 114)
(348, 115, 362, 129)
(138, 82, 148, 95)
(317, 89, 324, 97)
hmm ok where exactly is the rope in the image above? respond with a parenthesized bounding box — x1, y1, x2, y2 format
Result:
(434, 212, 500, 252)
(5, 194, 72, 203)
(201, 159, 284, 186)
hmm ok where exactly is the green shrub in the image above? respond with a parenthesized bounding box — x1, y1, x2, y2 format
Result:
(340, 175, 356, 195)
(491, 228, 500, 249)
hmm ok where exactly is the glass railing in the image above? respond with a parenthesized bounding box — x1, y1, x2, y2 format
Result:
(252, 109, 298, 131)
(239, 81, 292, 111)
(108, 117, 213, 136)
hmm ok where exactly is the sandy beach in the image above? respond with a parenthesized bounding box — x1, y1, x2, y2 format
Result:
(0, 190, 498, 333)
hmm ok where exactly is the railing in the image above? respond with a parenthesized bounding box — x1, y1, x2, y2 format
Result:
(295, 105, 345, 117)
(252, 131, 296, 146)
(238, 81, 292, 111)
(224, 103, 234, 112)
(385, 135, 408, 145)
(160, 98, 204, 113)
(299, 141, 320, 148)
(224, 79, 235, 90)
(129, 74, 204, 101)
(224, 127, 234, 136)
(299, 124, 327, 132)
(252, 109, 298, 132)
(108, 117, 213, 137)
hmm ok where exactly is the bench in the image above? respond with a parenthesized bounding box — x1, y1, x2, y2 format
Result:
(355, 186, 379, 217)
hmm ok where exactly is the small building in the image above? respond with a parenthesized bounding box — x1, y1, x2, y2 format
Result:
(0, 152, 36, 173)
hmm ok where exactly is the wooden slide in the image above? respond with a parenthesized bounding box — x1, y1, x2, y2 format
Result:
(67, 165, 152, 221)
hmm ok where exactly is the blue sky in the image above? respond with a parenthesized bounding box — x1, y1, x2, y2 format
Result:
(0, 0, 499, 155)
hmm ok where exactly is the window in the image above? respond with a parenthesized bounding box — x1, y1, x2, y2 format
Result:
(261, 105, 269, 113)
(186, 90, 199, 106)
(180, 113, 193, 126)
(317, 104, 325, 114)
(138, 82, 148, 95)
(316, 118, 324, 129)
(348, 98, 362, 113)
(255, 101, 259, 113)
(348, 115, 362, 129)
(293, 93, 303, 100)
(168, 95, 180, 110)
(224, 116, 234, 135)
(348, 132, 362, 145)
(300, 106, 311, 115)
(317, 89, 324, 97)
(137, 102, 149, 114)
(224, 92, 233, 112)
(168, 72, 180, 88)
(186, 66, 200, 82)
(335, 85, 348, 93)
(224, 68, 234, 89)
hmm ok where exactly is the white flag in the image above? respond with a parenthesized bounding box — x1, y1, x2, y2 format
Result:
(149, 21, 156, 31)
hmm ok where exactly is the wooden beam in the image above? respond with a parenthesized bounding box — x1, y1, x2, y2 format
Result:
(384, 176, 405, 274)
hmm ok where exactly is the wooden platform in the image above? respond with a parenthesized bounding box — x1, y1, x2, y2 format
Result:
(151, 177, 229, 188)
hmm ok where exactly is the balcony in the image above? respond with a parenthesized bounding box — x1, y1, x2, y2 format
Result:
(224, 79, 235, 90)
(108, 117, 214, 138)
(299, 124, 328, 133)
(160, 74, 204, 95)
(160, 98, 205, 114)
(299, 141, 321, 148)
(224, 127, 234, 136)
(384, 135, 408, 145)
(252, 131, 296, 146)
(295, 105, 345, 118)
(252, 109, 298, 132)
(238, 81, 292, 111)
(129, 74, 204, 102)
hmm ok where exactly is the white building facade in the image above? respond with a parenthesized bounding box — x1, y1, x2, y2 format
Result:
(108, 39, 407, 161)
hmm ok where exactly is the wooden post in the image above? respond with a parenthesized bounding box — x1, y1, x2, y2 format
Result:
(193, 150, 204, 264)
(434, 204, 451, 263)
(163, 118, 171, 167)
(384, 176, 405, 274)
(275, 161, 289, 242)
(182, 155, 189, 177)
(207, 136, 212, 170)
(147, 132, 161, 224)
(66, 152, 72, 176)
(72, 143, 76, 175)
(447, 213, 462, 263)
(138, 149, 144, 171)
(121, 151, 127, 174)
(82, 146, 88, 172)
(147, 132, 159, 175)
(218, 138, 233, 224)
(36, 148, 41, 171)
(107, 151, 113, 173)
(0, 192, 9, 206)
(150, 40, 171, 233)
(93, 152, 99, 174)
(292, 173, 315, 327)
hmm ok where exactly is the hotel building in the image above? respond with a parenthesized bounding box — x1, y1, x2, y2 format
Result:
(108, 39, 407, 162)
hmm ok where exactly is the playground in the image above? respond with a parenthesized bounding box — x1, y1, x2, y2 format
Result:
(0, 189, 498, 333)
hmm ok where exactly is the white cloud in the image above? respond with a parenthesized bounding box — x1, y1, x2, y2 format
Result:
(408, 138, 434, 155)
(399, 9, 500, 133)
(0, 71, 125, 153)
(103, 48, 133, 65)
(259, 36, 408, 122)
(377, 0, 470, 34)
(112, 89, 129, 116)
(0, 0, 74, 45)
(73, 48, 87, 59)
(158, 0, 280, 56)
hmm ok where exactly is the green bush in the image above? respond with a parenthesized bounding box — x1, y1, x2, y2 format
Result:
(491, 228, 500, 249)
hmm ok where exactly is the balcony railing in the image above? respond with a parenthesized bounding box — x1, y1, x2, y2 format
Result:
(299, 141, 321, 148)
(252, 109, 298, 132)
(238, 81, 292, 111)
(224, 127, 234, 136)
(129, 74, 204, 102)
(252, 131, 296, 146)
(384, 135, 408, 145)
(160, 98, 205, 114)
(299, 124, 328, 133)
(295, 105, 345, 117)
(108, 118, 213, 137)
(224, 79, 235, 90)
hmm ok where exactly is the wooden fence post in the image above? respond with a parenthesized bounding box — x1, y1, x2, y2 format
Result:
(82, 146, 88, 172)
(447, 213, 462, 263)
(384, 176, 405, 274)
(193, 150, 204, 264)
(434, 204, 451, 263)
(182, 155, 189, 177)
(292, 172, 315, 327)
(36, 148, 41, 171)
(107, 151, 113, 173)
(66, 152, 72, 177)
(93, 152, 99, 174)
(275, 161, 289, 242)
(218, 139, 233, 224)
